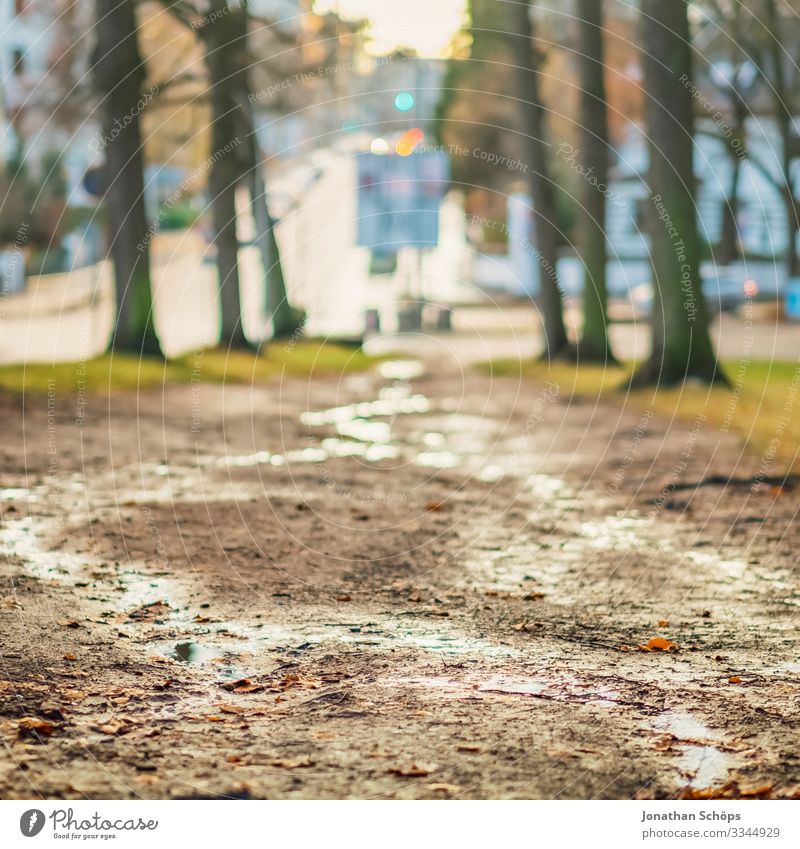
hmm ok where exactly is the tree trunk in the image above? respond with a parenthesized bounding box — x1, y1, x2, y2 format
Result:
(91, 0, 161, 356)
(511, 0, 568, 359)
(205, 3, 252, 350)
(780, 121, 798, 276)
(718, 10, 747, 267)
(763, 0, 799, 278)
(239, 94, 299, 339)
(575, 0, 614, 362)
(718, 152, 741, 266)
(631, 0, 722, 386)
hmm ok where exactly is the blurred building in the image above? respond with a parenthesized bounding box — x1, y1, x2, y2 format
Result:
(0, 1, 97, 200)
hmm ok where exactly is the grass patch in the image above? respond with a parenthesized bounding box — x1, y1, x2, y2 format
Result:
(478, 357, 800, 468)
(0, 341, 382, 395)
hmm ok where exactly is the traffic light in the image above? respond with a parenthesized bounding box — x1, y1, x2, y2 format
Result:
(395, 128, 424, 156)
(394, 91, 415, 112)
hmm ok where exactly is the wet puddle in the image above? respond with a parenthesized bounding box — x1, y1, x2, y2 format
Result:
(0, 516, 190, 619)
(648, 711, 735, 788)
(393, 671, 737, 790)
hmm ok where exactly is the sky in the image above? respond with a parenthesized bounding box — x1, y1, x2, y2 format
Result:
(314, 0, 468, 57)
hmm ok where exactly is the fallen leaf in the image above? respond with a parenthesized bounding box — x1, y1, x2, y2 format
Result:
(206, 715, 224, 722)
(335, 594, 352, 602)
(269, 757, 314, 769)
(387, 762, 437, 777)
(61, 689, 87, 702)
(275, 673, 321, 691)
(63, 653, 77, 662)
(93, 717, 137, 736)
(728, 676, 742, 684)
(681, 781, 773, 800)
(428, 783, 462, 795)
(639, 636, 679, 652)
(123, 601, 172, 623)
(222, 678, 265, 694)
(18, 717, 55, 739)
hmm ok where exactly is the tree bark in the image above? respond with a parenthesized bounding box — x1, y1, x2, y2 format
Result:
(631, 0, 722, 386)
(205, 2, 252, 350)
(238, 93, 300, 339)
(575, 0, 615, 362)
(91, 0, 161, 356)
(511, 0, 569, 359)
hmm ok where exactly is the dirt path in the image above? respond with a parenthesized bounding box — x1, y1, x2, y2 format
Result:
(1, 354, 799, 800)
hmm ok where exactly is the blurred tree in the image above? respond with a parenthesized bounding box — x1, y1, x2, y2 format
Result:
(510, 0, 568, 359)
(202, 0, 252, 349)
(697, 0, 750, 265)
(748, 0, 800, 277)
(575, 0, 615, 363)
(436, 0, 526, 195)
(91, 0, 162, 356)
(161, 0, 301, 345)
(633, 0, 720, 386)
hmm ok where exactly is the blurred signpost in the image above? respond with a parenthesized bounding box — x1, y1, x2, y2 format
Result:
(356, 150, 450, 331)
(356, 151, 449, 251)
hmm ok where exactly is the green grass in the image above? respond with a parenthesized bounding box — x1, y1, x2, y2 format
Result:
(479, 357, 800, 468)
(0, 342, 381, 395)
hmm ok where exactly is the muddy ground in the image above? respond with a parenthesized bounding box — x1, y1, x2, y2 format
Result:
(1, 350, 800, 800)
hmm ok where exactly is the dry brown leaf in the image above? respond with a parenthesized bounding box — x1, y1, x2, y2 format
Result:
(18, 717, 54, 739)
(639, 636, 679, 652)
(276, 673, 320, 691)
(729, 676, 743, 684)
(63, 653, 78, 662)
(93, 717, 137, 736)
(681, 781, 773, 800)
(222, 678, 265, 694)
(387, 762, 437, 777)
(269, 757, 314, 769)
(547, 749, 580, 759)
(61, 689, 87, 702)
(335, 594, 352, 602)
(124, 601, 172, 623)
(738, 784, 774, 798)
(428, 783, 462, 795)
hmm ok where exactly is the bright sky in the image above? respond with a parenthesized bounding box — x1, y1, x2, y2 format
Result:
(314, 0, 467, 57)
